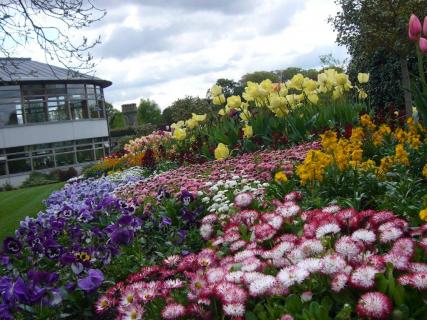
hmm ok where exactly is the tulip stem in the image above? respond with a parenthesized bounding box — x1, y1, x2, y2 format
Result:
(416, 44, 427, 93)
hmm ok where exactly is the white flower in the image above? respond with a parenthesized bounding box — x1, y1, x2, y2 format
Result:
(351, 229, 376, 244)
(249, 275, 276, 296)
(315, 223, 341, 239)
(223, 303, 245, 317)
(200, 224, 213, 240)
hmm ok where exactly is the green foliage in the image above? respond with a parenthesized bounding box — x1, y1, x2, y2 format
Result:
(137, 98, 162, 125)
(276, 67, 320, 81)
(109, 112, 126, 129)
(241, 71, 280, 85)
(214, 78, 244, 98)
(161, 96, 212, 125)
(21, 172, 59, 188)
(330, 0, 425, 57)
(110, 123, 157, 138)
(347, 49, 406, 109)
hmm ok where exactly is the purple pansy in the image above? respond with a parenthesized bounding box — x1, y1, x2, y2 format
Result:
(77, 269, 104, 292)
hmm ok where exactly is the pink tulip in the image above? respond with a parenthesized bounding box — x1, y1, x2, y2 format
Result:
(419, 37, 427, 54)
(424, 16, 427, 36)
(408, 14, 422, 41)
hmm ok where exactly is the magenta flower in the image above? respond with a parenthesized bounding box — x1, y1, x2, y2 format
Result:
(419, 37, 427, 54)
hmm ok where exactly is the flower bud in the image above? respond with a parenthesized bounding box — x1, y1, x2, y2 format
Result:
(408, 14, 422, 41)
(419, 37, 427, 54)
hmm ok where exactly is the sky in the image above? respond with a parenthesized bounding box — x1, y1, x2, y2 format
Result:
(18, 0, 348, 110)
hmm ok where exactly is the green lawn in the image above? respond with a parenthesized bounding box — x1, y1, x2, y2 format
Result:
(0, 182, 64, 242)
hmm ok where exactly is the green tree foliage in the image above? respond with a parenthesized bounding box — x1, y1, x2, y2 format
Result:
(137, 98, 162, 125)
(330, 0, 427, 113)
(110, 112, 126, 129)
(240, 71, 279, 85)
(214, 78, 244, 98)
(162, 96, 212, 125)
(104, 102, 118, 120)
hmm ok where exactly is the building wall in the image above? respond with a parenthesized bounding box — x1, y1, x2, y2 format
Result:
(121, 103, 137, 127)
(0, 119, 108, 148)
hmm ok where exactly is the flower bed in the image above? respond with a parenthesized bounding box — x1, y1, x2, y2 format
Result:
(97, 191, 427, 319)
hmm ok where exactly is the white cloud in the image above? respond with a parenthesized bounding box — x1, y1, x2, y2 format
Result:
(11, 0, 347, 110)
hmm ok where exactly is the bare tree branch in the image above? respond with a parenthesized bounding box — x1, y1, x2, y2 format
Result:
(0, 0, 106, 80)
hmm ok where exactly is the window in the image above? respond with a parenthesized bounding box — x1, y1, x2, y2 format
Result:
(0, 161, 5, 176)
(95, 148, 104, 160)
(86, 84, 95, 98)
(24, 97, 46, 123)
(69, 100, 88, 120)
(8, 159, 31, 174)
(22, 84, 44, 96)
(77, 150, 94, 163)
(32, 155, 54, 170)
(88, 98, 100, 118)
(46, 84, 66, 95)
(0, 103, 22, 126)
(55, 152, 76, 166)
(47, 96, 68, 121)
(0, 86, 22, 126)
(67, 84, 86, 99)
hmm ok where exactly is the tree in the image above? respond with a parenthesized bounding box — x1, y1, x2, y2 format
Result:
(104, 102, 118, 120)
(213, 78, 244, 98)
(330, 0, 427, 114)
(162, 96, 212, 125)
(0, 0, 105, 75)
(110, 112, 126, 129)
(137, 99, 162, 126)
(240, 71, 279, 85)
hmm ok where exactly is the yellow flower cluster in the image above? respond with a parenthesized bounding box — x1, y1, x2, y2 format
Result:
(274, 171, 288, 183)
(395, 118, 423, 149)
(420, 208, 427, 222)
(296, 150, 333, 184)
(214, 143, 230, 160)
(212, 69, 365, 120)
(210, 85, 225, 105)
(297, 115, 427, 184)
(372, 124, 391, 146)
(171, 113, 207, 140)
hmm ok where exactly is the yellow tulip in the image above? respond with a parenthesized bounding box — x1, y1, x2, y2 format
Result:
(260, 79, 274, 93)
(171, 120, 185, 129)
(185, 118, 199, 129)
(357, 73, 369, 84)
(270, 95, 286, 110)
(332, 87, 343, 100)
(213, 94, 225, 105)
(336, 73, 349, 86)
(226, 95, 242, 109)
(242, 124, 253, 138)
(173, 127, 187, 140)
(289, 73, 304, 90)
(307, 93, 319, 104)
(214, 143, 230, 160)
(240, 110, 252, 121)
(358, 89, 368, 100)
(192, 113, 207, 122)
(303, 78, 317, 93)
(218, 108, 226, 116)
(419, 208, 427, 222)
(211, 84, 222, 96)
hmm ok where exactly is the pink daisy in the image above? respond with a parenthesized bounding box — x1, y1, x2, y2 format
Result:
(356, 292, 392, 319)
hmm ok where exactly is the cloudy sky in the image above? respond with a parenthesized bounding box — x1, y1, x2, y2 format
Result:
(25, 0, 348, 110)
